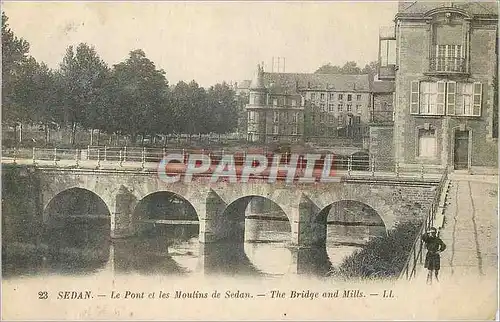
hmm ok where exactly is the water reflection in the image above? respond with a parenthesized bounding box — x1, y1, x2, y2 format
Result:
(3, 214, 386, 279)
(325, 224, 386, 266)
(113, 225, 200, 275)
(44, 215, 111, 275)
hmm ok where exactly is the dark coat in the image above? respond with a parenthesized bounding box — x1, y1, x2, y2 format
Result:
(422, 233, 446, 270)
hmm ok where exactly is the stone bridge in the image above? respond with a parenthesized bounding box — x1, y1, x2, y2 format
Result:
(35, 167, 440, 247)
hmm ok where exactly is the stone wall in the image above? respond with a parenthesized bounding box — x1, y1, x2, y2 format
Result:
(1, 165, 43, 246)
(369, 125, 395, 171)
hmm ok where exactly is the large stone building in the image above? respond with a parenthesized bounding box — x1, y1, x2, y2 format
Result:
(372, 1, 498, 172)
(245, 64, 371, 143)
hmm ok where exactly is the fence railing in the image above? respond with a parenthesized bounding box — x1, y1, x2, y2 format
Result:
(2, 146, 446, 180)
(399, 167, 449, 280)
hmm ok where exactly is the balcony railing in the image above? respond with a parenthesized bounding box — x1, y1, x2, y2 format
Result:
(370, 110, 394, 124)
(429, 56, 467, 74)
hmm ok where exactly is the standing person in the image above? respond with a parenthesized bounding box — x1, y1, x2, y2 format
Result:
(422, 227, 446, 285)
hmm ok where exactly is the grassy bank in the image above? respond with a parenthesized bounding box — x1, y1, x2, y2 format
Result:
(328, 219, 423, 280)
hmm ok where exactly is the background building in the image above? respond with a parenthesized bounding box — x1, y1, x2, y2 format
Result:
(246, 64, 371, 144)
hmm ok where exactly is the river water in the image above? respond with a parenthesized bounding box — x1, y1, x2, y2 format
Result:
(2, 215, 385, 279)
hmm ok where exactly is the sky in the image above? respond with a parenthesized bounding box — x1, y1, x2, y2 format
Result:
(3, 1, 399, 88)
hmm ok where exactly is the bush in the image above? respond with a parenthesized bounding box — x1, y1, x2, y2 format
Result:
(328, 219, 424, 280)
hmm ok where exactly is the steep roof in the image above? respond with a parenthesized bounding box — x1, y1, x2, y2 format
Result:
(262, 72, 371, 94)
(397, 1, 497, 17)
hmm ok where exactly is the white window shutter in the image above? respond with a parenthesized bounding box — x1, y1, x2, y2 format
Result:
(437, 81, 446, 115)
(410, 81, 420, 114)
(473, 82, 482, 116)
(446, 81, 456, 115)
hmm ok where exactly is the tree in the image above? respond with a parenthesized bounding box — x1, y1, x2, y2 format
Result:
(340, 61, 362, 74)
(362, 61, 378, 76)
(171, 80, 208, 138)
(58, 43, 110, 145)
(12, 57, 61, 142)
(315, 60, 378, 77)
(207, 82, 239, 135)
(109, 49, 169, 144)
(2, 12, 31, 141)
(315, 63, 342, 74)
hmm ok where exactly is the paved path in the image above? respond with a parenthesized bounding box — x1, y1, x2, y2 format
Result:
(415, 175, 498, 282)
(439, 176, 498, 278)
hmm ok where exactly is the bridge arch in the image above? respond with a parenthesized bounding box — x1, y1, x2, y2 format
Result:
(313, 200, 387, 268)
(315, 199, 388, 232)
(133, 190, 200, 221)
(211, 195, 290, 242)
(206, 195, 293, 276)
(42, 187, 112, 274)
(219, 186, 299, 223)
(42, 184, 114, 222)
(43, 187, 112, 224)
(303, 189, 396, 232)
(118, 190, 201, 274)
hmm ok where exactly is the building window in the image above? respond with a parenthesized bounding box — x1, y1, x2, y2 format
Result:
(347, 103, 352, 112)
(292, 112, 298, 123)
(347, 94, 352, 101)
(356, 104, 362, 113)
(273, 111, 279, 123)
(273, 98, 278, 106)
(291, 99, 296, 107)
(418, 128, 437, 158)
(320, 103, 326, 111)
(273, 124, 278, 135)
(311, 93, 316, 100)
(453, 83, 482, 117)
(330, 93, 335, 100)
(420, 82, 440, 115)
(380, 39, 396, 67)
(337, 116, 344, 127)
(356, 94, 362, 101)
(291, 125, 298, 135)
(338, 94, 343, 101)
(328, 103, 335, 112)
(411, 81, 482, 116)
(338, 103, 343, 112)
(248, 111, 255, 122)
(328, 114, 335, 123)
(355, 116, 361, 124)
(434, 45, 464, 72)
(320, 93, 325, 101)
